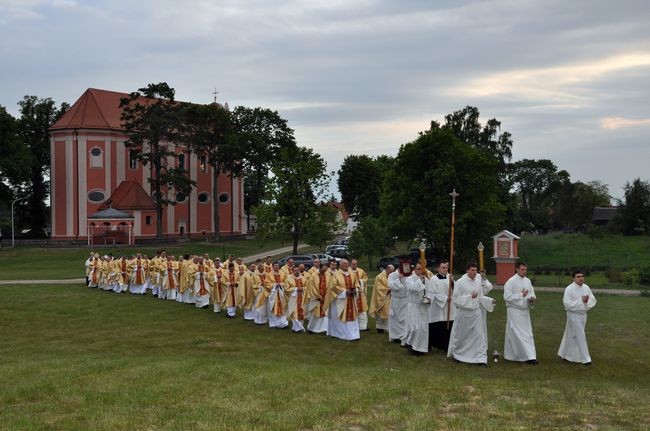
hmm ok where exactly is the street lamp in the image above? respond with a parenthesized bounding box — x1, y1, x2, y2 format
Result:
(11, 196, 28, 248)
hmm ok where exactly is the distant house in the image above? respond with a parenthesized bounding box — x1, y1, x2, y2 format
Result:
(592, 206, 620, 226)
(328, 201, 357, 234)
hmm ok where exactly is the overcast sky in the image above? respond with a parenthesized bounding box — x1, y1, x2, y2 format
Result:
(2, 0, 649, 200)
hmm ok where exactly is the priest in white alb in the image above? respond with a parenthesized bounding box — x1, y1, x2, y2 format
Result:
(503, 261, 538, 364)
(428, 259, 456, 352)
(558, 270, 597, 365)
(447, 262, 496, 365)
(388, 266, 408, 344)
(403, 263, 434, 355)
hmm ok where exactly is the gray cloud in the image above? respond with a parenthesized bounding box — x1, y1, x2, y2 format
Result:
(1, 0, 649, 200)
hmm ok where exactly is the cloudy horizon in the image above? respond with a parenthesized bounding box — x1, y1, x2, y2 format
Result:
(2, 0, 649, 200)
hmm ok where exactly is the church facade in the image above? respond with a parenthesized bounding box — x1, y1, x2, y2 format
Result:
(49, 88, 246, 243)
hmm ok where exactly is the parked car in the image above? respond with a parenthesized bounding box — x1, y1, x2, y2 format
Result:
(376, 248, 438, 272)
(325, 244, 347, 254)
(274, 254, 314, 269)
(311, 253, 336, 264)
(328, 247, 349, 260)
(376, 255, 400, 271)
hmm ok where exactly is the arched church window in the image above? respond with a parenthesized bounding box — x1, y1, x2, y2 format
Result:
(90, 147, 103, 168)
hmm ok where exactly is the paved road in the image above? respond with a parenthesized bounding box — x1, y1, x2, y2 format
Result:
(0, 244, 309, 286)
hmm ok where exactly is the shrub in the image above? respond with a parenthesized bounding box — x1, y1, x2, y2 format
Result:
(639, 265, 650, 286)
(622, 269, 639, 285)
(605, 267, 624, 283)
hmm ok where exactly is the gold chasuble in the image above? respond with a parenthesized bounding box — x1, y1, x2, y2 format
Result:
(211, 268, 224, 305)
(305, 271, 331, 318)
(343, 273, 357, 322)
(221, 270, 240, 308)
(369, 271, 391, 320)
(271, 272, 286, 316)
(353, 268, 369, 313)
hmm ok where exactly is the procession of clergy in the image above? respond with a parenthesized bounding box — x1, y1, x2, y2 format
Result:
(84, 252, 597, 366)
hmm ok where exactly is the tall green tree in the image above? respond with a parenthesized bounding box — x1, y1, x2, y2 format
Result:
(348, 215, 395, 268)
(433, 105, 513, 166)
(303, 204, 341, 251)
(230, 106, 296, 229)
(551, 180, 610, 231)
(431, 106, 514, 231)
(120, 83, 189, 238)
(0, 106, 31, 203)
(272, 146, 330, 253)
(507, 159, 567, 232)
(620, 178, 650, 235)
(382, 126, 505, 263)
(182, 102, 242, 240)
(337, 155, 383, 220)
(16, 96, 68, 237)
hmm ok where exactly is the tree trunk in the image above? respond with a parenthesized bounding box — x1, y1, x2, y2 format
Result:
(213, 166, 220, 241)
(153, 149, 163, 238)
(292, 230, 299, 254)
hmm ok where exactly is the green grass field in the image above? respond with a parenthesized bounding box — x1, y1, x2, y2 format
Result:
(1, 283, 648, 430)
(518, 232, 650, 269)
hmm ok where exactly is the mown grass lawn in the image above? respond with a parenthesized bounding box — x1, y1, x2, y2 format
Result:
(1, 283, 648, 430)
(518, 232, 650, 270)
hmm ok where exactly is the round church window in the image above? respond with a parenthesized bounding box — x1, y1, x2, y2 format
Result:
(218, 193, 230, 204)
(198, 192, 210, 203)
(88, 190, 106, 202)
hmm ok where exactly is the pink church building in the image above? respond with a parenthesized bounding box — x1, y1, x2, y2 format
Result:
(49, 88, 246, 244)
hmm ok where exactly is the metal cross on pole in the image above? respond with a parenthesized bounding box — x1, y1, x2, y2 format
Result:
(447, 188, 459, 329)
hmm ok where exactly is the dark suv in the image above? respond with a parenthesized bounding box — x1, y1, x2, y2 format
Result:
(274, 254, 314, 269)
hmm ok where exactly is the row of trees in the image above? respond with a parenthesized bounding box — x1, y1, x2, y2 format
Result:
(340, 106, 649, 266)
(0, 97, 69, 237)
(119, 83, 338, 249)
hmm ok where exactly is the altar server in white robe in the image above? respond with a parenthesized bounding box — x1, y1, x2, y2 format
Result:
(388, 268, 408, 344)
(84, 252, 94, 286)
(403, 264, 435, 355)
(558, 270, 597, 365)
(447, 262, 496, 365)
(503, 262, 538, 364)
(324, 259, 361, 341)
(429, 259, 456, 352)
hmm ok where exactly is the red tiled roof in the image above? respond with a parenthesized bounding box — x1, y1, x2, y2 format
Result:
(50, 88, 131, 131)
(328, 201, 350, 222)
(100, 181, 155, 211)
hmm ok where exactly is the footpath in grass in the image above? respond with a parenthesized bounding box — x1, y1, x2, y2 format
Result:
(0, 238, 294, 280)
(1, 284, 648, 430)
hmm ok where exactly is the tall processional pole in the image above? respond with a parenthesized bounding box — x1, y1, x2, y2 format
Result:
(447, 188, 459, 329)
